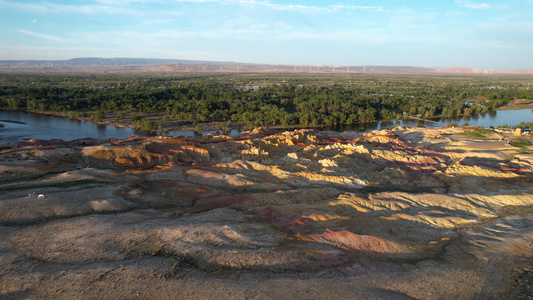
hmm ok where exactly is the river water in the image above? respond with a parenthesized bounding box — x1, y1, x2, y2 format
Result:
(0, 110, 242, 143)
(0, 111, 142, 143)
(1, 108, 532, 143)
(354, 108, 533, 131)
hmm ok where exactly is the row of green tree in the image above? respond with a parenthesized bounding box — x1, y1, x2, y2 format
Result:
(1, 74, 531, 128)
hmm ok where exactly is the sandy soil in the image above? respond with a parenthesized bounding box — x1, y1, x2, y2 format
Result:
(0, 127, 532, 299)
(497, 103, 533, 111)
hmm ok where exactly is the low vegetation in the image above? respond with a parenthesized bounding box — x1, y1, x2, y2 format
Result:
(515, 121, 533, 129)
(460, 128, 494, 138)
(510, 139, 532, 149)
(133, 119, 159, 131)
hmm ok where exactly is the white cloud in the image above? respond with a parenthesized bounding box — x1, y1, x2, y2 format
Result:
(17, 29, 73, 43)
(0, 0, 384, 22)
(463, 3, 490, 9)
(93, 0, 383, 14)
(328, 5, 383, 12)
(246, 2, 383, 13)
(1, 0, 146, 16)
(94, 0, 158, 4)
(455, 1, 491, 9)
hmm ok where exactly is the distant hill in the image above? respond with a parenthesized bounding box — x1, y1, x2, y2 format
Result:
(1, 57, 532, 75)
(434, 67, 476, 74)
(0, 57, 221, 68)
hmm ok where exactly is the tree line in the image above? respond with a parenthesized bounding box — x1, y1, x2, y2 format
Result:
(1, 74, 532, 129)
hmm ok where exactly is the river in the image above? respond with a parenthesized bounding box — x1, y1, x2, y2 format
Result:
(0, 111, 146, 144)
(1, 109, 532, 143)
(0, 110, 241, 143)
(329, 108, 533, 131)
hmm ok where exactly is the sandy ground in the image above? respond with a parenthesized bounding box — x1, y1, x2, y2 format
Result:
(497, 103, 533, 111)
(0, 127, 532, 299)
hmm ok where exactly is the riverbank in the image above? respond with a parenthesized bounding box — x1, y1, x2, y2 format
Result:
(496, 103, 533, 111)
(22, 109, 235, 134)
(2, 107, 533, 143)
(0, 109, 448, 134)
(9, 109, 366, 135)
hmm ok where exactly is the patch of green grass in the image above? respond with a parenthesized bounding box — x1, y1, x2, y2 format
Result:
(459, 128, 493, 138)
(510, 139, 532, 149)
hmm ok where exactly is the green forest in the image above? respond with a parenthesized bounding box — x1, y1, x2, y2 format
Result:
(1, 73, 532, 130)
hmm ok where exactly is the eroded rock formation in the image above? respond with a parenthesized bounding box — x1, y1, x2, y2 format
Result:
(0, 127, 532, 298)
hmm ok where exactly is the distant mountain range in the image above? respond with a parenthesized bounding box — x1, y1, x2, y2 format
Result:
(1, 57, 532, 75)
(0, 57, 224, 68)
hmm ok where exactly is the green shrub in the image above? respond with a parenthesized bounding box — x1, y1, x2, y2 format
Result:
(90, 110, 106, 121)
(194, 123, 203, 132)
(510, 139, 532, 148)
(68, 111, 80, 119)
(459, 128, 493, 138)
(130, 115, 142, 122)
(515, 122, 533, 129)
(133, 119, 158, 130)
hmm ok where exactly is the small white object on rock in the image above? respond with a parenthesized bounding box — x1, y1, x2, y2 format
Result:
(38, 194, 45, 199)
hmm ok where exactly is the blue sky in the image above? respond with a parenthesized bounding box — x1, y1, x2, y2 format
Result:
(0, 0, 532, 69)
